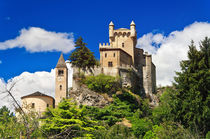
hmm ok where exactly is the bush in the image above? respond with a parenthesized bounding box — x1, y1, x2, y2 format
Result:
(93, 124, 135, 139)
(83, 74, 120, 93)
(144, 122, 200, 139)
(86, 96, 133, 126)
(131, 118, 153, 138)
(152, 87, 178, 125)
(206, 131, 210, 139)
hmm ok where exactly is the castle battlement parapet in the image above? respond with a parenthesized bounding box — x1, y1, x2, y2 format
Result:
(99, 43, 112, 48)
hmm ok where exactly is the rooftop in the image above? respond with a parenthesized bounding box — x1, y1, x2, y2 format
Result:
(115, 28, 130, 31)
(21, 91, 54, 99)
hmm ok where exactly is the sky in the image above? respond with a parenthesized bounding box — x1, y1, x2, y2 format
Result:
(0, 0, 210, 109)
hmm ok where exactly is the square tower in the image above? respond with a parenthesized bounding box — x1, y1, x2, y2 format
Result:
(55, 53, 68, 106)
(99, 21, 137, 67)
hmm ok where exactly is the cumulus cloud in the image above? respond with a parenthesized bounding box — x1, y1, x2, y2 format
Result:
(137, 22, 210, 86)
(0, 27, 75, 53)
(0, 62, 73, 111)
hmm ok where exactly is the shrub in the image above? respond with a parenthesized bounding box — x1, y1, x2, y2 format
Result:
(144, 122, 200, 139)
(206, 131, 210, 139)
(83, 74, 120, 93)
(131, 118, 153, 138)
(93, 124, 135, 139)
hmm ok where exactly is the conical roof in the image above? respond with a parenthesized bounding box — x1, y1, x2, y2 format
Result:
(130, 20, 135, 26)
(109, 21, 114, 26)
(56, 53, 67, 68)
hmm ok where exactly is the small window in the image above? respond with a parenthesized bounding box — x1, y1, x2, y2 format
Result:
(58, 70, 64, 76)
(32, 103, 35, 108)
(113, 53, 115, 57)
(122, 43, 124, 47)
(108, 62, 113, 67)
(47, 104, 49, 107)
(105, 53, 107, 58)
(60, 85, 62, 90)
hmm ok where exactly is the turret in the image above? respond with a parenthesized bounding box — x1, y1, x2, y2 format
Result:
(130, 20, 136, 38)
(109, 21, 114, 38)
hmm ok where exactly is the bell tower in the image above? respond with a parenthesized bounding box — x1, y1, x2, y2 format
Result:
(55, 53, 68, 106)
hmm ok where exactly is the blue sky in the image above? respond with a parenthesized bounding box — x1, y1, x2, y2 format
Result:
(0, 0, 210, 81)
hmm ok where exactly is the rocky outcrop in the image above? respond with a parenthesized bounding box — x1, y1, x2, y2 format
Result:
(69, 84, 110, 107)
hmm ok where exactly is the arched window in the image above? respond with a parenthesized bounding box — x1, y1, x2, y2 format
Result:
(105, 53, 107, 58)
(60, 85, 62, 90)
(113, 53, 115, 57)
(58, 70, 64, 76)
(32, 103, 35, 108)
(122, 43, 124, 47)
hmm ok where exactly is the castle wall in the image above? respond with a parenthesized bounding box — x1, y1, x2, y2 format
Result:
(151, 63, 156, 93)
(134, 48, 144, 67)
(143, 54, 156, 95)
(120, 49, 132, 66)
(102, 67, 119, 76)
(100, 49, 119, 67)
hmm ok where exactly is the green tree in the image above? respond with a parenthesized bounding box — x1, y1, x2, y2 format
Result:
(69, 37, 98, 73)
(41, 99, 104, 138)
(143, 122, 198, 139)
(0, 106, 24, 138)
(152, 87, 179, 125)
(173, 37, 210, 134)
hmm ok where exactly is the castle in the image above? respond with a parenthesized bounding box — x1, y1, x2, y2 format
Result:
(98, 21, 156, 95)
(20, 21, 156, 115)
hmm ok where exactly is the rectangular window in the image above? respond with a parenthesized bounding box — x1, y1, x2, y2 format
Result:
(122, 43, 124, 47)
(113, 53, 115, 57)
(47, 104, 49, 107)
(58, 70, 64, 76)
(108, 61, 113, 67)
(32, 103, 35, 108)
(105, 53, 107, 58)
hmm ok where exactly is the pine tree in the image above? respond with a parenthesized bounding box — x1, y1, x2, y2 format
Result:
(69, 37, 98, 73)
(174, 37, 210, 135)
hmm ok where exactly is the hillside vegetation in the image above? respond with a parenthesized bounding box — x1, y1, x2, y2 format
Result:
(0, 37, 209, 138)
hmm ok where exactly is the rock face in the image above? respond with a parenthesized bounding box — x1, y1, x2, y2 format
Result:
(69, 84, 110, 107)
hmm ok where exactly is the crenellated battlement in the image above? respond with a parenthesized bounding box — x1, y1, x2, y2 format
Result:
(99, 43, 112, 48)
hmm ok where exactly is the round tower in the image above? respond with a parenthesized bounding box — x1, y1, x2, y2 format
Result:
(109, 21, 114, 38)
(130, 20, 136, 38)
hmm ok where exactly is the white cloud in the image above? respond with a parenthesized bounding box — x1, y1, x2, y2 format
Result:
(0, 60, 2, 64)
(137, 22, 210, 86)
(0, 27, 75, 53)
(0, 63, 73, 111)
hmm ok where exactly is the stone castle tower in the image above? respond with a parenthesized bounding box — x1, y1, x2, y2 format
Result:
(55, 53, 68, 106)
(100, 21, 136, 68)
(99, 21, 156, 95)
